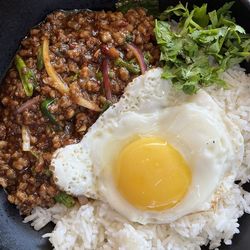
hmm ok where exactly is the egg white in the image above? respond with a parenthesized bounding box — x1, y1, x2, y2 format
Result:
(51, 68, 244, 224)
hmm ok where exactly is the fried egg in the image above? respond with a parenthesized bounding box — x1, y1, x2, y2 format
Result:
(51, 68, 244, 224)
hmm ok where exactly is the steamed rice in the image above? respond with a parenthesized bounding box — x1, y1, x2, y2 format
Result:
(24, 67, 250, 250)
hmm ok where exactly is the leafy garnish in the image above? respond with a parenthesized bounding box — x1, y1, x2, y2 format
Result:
(101, 101, 112, 113)
(155, 2, 250, 94)
(54, 191, 75, 208)
(43, 168, 52, 177)
(144, 51, 153, 67)
(40, 98, 61, 130)
(68, 72, 79, 82)
(116, 0, 159, 16)
(30, 150, 40, 159)
(96, 70, 103, 81)
(114, 58, 140, 74)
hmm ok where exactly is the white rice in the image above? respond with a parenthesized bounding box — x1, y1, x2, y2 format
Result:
(24, 67, 250, 249)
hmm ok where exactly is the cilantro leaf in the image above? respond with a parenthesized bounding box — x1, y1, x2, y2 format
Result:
(216, 1, 235, 19)
(159, 3, 188, 20)
(54, 192, 75, 208)
(192, 4, 209, 27)
(155, 1, 250, 94)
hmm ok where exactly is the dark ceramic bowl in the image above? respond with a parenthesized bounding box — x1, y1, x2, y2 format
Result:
(241, 0, 250, 10)
(0, 1, 249, 250)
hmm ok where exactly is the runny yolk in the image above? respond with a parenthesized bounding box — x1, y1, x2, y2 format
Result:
(113, 137, 191, 211)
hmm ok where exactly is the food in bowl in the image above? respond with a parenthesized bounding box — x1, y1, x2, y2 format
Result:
(0, 7, 159, 215)
(1, 1, 250, 249)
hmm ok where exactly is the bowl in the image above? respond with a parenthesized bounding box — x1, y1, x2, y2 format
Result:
(0, 1, 249, 249)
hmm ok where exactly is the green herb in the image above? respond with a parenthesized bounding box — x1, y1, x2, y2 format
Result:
(96, 71, 103, 81)
(125, 34, 133, 43)
(43, 168, 52, 177)
(15, 55, 36, 96)
(143, 51, 153, 67)
(31, 166, 36, 175)
(109, 70, 115, 79)
(155, 2, 250, 94)
(30, 150, 40, 159)
(54, 191, 75, 208)
(101, 101, 112, 113)
(116, 0, 159, 16)
(40, 98, 60, 128)
(68, 72, 79, 82)
(114, 58, 140, 74)
(37, 45, 44, 70)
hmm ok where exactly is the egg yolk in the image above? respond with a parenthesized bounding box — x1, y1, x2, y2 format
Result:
(113, 137, 191, 211)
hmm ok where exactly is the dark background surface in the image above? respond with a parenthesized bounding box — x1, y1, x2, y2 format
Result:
(0, 0, 250, 250)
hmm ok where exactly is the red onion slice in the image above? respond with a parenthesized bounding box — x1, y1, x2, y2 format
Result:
(127, 43, 147, 74)
(16, 96, 40, 113)
(101, 57, 112, 101)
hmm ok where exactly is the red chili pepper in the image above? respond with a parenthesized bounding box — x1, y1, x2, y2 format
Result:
(101, 57, 112, 101)
(127, 43, 147, 74)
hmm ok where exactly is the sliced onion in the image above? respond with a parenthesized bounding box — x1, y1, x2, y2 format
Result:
(16, 96, 40, 113)
(70, 82, 101, 112)
(73, 96, 101, 112)
(43, 38, 69, 95)
(22, 126, 31, 152)
(101, 57, 112, 101)
(127, 43, 147, 74)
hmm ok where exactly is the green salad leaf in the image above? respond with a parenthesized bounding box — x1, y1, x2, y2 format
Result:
(155, 1, 250, 94)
